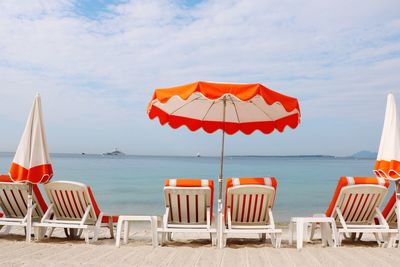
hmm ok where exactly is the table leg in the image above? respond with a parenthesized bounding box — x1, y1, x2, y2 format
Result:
(296, 219, 303, 249)
(116, 219, 123, 248)
(288, 221, 293, 246)
(123, 221, 129, 244)
(330, 220, 339, 247)
(151, 216, 158, 248)
(321, 222, 327, 247)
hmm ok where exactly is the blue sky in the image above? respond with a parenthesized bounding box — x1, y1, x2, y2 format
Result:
(0, 0, 400, 156)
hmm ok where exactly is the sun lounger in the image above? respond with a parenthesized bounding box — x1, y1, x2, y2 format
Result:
(0, 175, 47, 240)
(381, 192, 398, 227)
(158, 179, 216, 246)
(310, 176, 397, 247)
(36, 181, 117, 243)
(223, 177, 282, 248)
(378, 192, 400, 246)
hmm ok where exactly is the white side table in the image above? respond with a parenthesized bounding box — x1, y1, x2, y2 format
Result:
(115, 215, 158, 248)
(289, 216, 338, 249)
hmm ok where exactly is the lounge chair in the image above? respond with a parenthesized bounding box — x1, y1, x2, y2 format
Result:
(223, 177, 282, 248)
(378, 192, 400, 246)
(310, 176, 397, 247)
(0, 174, 47, 241)
(36, 181, 117, 243)
(158, 179, 216, 246)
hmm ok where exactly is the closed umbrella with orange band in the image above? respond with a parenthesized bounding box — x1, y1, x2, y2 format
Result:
(147, 81, 301, 247)
(9, 94, 53, 242)
(374, 93, 400, 235)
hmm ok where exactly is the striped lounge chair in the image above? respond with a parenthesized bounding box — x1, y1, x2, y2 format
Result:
(378, 192, 400, 247)
(310, 176, 397, 247)
(158, 179, 216, 246)
(0, 174, 48, 241)
(223, 177, 282, 248)
(36, 181, 118, 243)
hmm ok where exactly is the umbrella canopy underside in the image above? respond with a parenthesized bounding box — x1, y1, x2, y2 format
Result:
(148, 82, 300, 135)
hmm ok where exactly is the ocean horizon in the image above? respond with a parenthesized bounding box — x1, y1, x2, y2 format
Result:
(0, 152, 391, 222)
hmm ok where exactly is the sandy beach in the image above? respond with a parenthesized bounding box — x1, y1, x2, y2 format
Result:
(0, 224, 399, 267)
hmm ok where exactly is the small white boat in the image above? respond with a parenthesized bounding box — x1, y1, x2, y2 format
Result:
(102, 148, 125, 156)
(196, 152, 201, 157)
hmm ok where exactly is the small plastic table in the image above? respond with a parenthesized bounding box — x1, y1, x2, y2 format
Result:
(115, 215, 158, 248)
(289, 216, 338, 249)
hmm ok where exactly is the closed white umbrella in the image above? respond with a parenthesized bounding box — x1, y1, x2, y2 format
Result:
(9, 94, 53, 242)
(374, 93, 400, 237)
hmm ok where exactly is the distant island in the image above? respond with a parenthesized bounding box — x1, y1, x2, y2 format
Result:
(349, 150, 377, 159)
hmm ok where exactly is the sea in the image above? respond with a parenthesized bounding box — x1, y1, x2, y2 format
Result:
(0, 152, 392, 223)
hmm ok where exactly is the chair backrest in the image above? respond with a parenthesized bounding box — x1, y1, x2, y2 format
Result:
(0, 175, 47, 220)
(225, 177, 277, 226)
(44, 181, 101, 224)
(326, 176, 389, 225)
(164, 179, 213, 225)
(382, 192, 397, 226)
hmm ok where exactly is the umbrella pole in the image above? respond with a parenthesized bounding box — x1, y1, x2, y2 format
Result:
(217, 98, 227, 249)
(26, 183, 33, 242)
(396, 180, 400, 243)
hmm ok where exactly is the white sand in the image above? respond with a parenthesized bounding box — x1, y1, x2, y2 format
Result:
(0, 224, 399, 266)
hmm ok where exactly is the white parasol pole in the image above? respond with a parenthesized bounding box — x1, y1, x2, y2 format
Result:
(396, 181, 400, 243)
(217, 97, 227, 249)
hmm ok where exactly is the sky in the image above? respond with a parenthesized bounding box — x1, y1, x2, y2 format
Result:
(0, 0, 399, 156)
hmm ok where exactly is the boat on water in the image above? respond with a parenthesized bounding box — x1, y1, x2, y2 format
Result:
(102, 148, 125, 156)
(196, 152, 200, 157)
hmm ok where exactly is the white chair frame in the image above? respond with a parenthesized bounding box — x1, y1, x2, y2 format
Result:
(310, 184, 397, 247)
(35, 181, 114, 244)
(0, 182, 46, 241)
(158, 186, 217, 246)
(223, 185, 282, 248)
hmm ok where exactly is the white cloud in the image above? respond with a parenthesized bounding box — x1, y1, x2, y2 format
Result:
(0, 0, 399, 155)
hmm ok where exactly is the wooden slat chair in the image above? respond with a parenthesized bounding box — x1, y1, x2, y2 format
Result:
(37, 181, 118, 244)
(223, 177, 282, 248)
(158, 179, 216, 246)
(310, 176, 397, 247)
(0, 175, 48, 240)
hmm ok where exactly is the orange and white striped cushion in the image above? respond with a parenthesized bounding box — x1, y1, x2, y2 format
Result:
(0, 174, 48, 215)
(226, 177, 277, 191)
(224, 177, 277, 223)
(164, 179, 214, 223)
(325, 176, 389, 217)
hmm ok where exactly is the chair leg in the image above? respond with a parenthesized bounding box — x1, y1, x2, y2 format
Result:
(276, 233, 282, 248)
(356, 233, 363, 241)
(211, 233, 217, 246)
(310, 223, 316, 240)
(270, 233, 276, 248)
(167, 232, 172, 241)
(84, 229, 90, 244)
(0, 225, 11, 235)
(270, 233, 275, 248)
(34, 227, 46, 241)
(46, 227, 55, 238)
(93, 226, 100, 242)
(259, 233, 266, 241)
(109, 222, 114, 239)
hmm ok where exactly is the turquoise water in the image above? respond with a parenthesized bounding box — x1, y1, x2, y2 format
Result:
(0, 153, 391, 222)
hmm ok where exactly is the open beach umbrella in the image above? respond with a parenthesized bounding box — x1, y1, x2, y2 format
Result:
(374, 93, 400, 234)
(147, 81, 301, 247)
(9, 94, 53, 241)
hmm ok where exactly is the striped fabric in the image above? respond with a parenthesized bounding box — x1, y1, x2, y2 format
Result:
(44, 181, 117, 224)
(164, 179, 214, 224)
(0, 174, 47, 219)
(381, 192, 397, 224)
(224, 177, 277, 224)
(325, 176, 389, 220)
